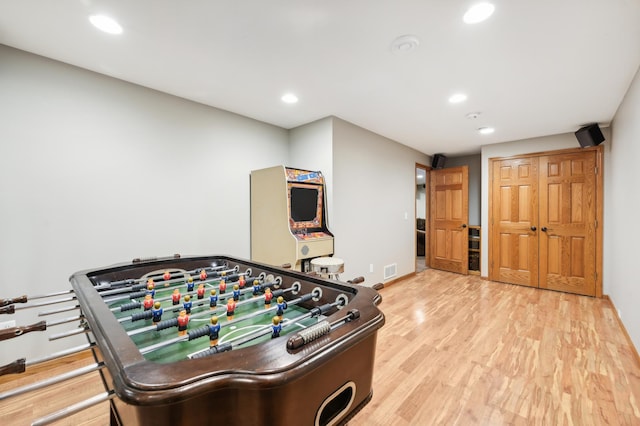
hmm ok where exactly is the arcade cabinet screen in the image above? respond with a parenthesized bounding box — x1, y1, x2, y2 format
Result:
(290, 185, 322, 228)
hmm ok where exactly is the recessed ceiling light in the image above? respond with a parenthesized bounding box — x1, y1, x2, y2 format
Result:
(281, 93, 298, 104)
(478, 127, 495, 135)
(463, 2, 495, 24)
(390, 35, 420, 55)
(89, 15, 123, 34)
(449, 93, 468, 103)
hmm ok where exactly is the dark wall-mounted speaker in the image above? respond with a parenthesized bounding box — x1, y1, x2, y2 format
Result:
(575, 124, 605, 147)
(431, 154, 446, 169)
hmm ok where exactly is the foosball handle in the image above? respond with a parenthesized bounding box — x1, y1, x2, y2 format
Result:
(281, 263, 292, 269)
(0, 358, 26, 376)
(0, 305, 16, 315)
(0, 320, 47, 341)
(347, 277, 365, 284)
(132, 254, 181, 264)
(0, 295, 27, 307)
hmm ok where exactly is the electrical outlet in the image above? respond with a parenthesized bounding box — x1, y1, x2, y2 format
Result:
(0, 320, 16, 330)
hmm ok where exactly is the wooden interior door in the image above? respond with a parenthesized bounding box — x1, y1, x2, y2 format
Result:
(429, 166, 468, 274)
(490, 157, 539, 287)
(538, 152, 597, 296)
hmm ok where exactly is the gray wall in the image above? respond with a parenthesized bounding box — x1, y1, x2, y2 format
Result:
(0, 45, 289, 362)
(446, 154, 481, 226)
(607, 65, 640, 351)
(332, 117, 429, 285)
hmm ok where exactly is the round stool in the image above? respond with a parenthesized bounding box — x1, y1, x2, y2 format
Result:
(311, 257, 344, 281)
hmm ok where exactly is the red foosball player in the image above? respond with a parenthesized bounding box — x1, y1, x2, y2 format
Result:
(183, 294, 193, 314)
(172, 289, 181, 305)
(219, 279, 227, 294)
(151, 302, 163, 324)
(271, 316, 282, 339)
(209, 316, 221, 346)
(209, 289, 218, 309)
(232, 284, 240, 301)
(226, 298, 236, 321)
(163, 270, 171, 281)
(143, 294, 154, 311)
(177, 310, 189, 336)
(197, 284, 205, 299)
(238, 275, 246, 289)
(264, 288, 273, 308)
(276, 296, 287, 319)
(186, 276, 195, 292)
(199, 269, 208, 281)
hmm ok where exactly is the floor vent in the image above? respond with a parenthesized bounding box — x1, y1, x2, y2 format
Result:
(384, 263, 397, 280)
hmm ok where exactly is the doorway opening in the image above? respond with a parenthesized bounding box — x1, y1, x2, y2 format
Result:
(416, 164, 428, 273)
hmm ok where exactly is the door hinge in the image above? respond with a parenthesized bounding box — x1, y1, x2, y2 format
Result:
(595, 166, 598, 175)
(595, 220, 598, 228)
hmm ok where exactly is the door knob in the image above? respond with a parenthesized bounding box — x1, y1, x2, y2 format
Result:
(530, 226, 537, 231)
(541, 227, 547, 232)
(462, 224, 467, 228)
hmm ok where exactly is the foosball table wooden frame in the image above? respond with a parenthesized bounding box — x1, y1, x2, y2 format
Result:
(69, 254, 384, 426)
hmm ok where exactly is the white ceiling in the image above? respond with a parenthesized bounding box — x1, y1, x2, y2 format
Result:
(1, 1, 639, 156)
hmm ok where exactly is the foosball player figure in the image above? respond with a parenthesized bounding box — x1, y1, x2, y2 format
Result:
(163, 270, 171, 281)
(177, 310, 189, 336)
(146, 280, 155, 297)
(183, 294, 193, 314)
(252, 280, 261, 297)
(187, 276, 195, 292)
(271, 316, 282, 339)
(151, 302, 163, 324)
(197, 283, 206, 299)
(226, 298, 236, 321)
(209, 316, 221, 346)
(172, 289, 181, 305)
(232, 284, 241, 301)
(143, 294, 154, 311)
(276, 296, 287, 320)
(238, 275, 246, 289)
(199, 269, 208, 281)
(219, 279, 227, 294)
(264, 287, 273, 308)
(209, 289, 218, 309)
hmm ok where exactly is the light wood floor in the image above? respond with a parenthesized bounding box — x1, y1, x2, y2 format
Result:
(1, 269, 639, 425)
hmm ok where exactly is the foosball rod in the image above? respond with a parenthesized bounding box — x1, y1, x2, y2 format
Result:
(0, 342, 96, 377)
(189, 297, 344, 359)
(0, 361, 105, 401)
(139, 287, 316, 355)
(95, 264, 236, 295)
(126, 281, 292, 337)
(0, 290, 74, 308)
(0, 314, 86, 341)
(11, 295, 77, 311)
(31, 390, 116, 426)
(115, 276, 268, 321)
(101, 269, 250, 304)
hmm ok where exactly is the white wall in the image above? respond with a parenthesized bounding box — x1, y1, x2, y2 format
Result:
(289, 117, 334, 226)
(607, 66, 640, 350)
(332, 118, 429, 285)
(0, 45, 289, 362)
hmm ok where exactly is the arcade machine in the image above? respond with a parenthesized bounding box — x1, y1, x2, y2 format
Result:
(251, 166, 334, 272)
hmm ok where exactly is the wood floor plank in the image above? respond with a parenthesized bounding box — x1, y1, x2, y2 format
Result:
(0, 269, 639, 425)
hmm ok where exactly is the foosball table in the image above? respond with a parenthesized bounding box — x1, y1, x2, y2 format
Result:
(0, 254, 385, 425)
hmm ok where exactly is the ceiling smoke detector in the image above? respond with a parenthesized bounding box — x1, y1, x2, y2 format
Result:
(466, 112, 481, 119)
(391, 35, 420, 54)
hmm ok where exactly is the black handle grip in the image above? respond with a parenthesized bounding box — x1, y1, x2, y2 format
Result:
(462, 224, 467, 228)
(531, 226, 537, 231)
(541, 227, 548, 232)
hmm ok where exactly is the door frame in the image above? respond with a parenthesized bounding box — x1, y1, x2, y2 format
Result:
(416, 162, 430, 270)
(488, 145, 604, 297)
